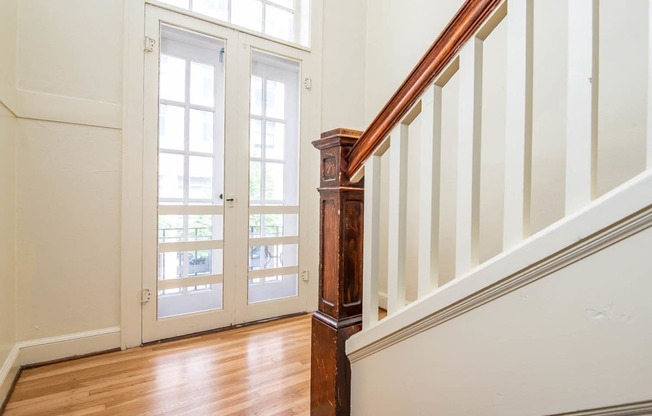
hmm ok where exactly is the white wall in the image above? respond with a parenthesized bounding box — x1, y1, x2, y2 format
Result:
(526, 0, 648, 233)
(529, 0, 567, 234)
(13, 0, 124, 345)
(528, 0, 648, 234)
(0, 0, 18, 402)
(16, 0, 123, 104)
(321, 0, 367, 131)
(0, 0, 17, 106)
(364, 0, 465, 125)
(351, 226, 652, 415)
(596, 0, 649, 196)
(0, 102, 17, 400)
(15, 120, 122, 340)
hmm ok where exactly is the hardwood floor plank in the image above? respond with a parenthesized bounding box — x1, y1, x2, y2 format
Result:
(4, 315, 311, 416)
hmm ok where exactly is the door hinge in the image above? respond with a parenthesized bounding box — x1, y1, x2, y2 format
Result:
(304, 77, 312, 90)
(141, 289, 152, 303)
(144, 36, 156, 53)
(301, 270, 309, 282)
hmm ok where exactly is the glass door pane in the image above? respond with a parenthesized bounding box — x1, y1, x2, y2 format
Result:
(157, 24, 226, 318)
(248, 50, 300, 304)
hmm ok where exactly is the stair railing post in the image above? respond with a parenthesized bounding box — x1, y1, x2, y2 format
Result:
(311, 128, 364, 416)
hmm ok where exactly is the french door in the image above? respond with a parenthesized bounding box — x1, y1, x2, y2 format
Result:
(142, 4, 311, 342)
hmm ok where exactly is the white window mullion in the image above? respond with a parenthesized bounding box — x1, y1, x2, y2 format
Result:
(260, 211, 267, 237)
(260, 76, 268, 206)
(183, 59, 192, 203)
(263, 0, 295, 14)
(160, 99, 213, 111)
(261, 0, 268, 37)
(212, 62, 221, 205)
(293, 0, 301, 44)
(181, 55, 192, 283)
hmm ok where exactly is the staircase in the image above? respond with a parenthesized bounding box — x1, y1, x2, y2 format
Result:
(310, 0, 652, 415)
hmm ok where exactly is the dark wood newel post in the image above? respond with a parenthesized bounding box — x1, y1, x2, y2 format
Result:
(311, 128, 364, 416)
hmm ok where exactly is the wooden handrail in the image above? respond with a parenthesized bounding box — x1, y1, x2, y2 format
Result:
(346, 0, 503, 178)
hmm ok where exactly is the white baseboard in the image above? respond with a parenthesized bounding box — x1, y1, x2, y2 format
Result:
(0, 344, 20, 407)
(17, 327, 121, 366)
(1, 326, 121, 406)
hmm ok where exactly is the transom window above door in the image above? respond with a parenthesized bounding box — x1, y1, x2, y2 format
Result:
(155, 0, 311, 47)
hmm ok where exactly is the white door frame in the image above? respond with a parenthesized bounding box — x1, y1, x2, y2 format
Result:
(121, 0, 323, 348)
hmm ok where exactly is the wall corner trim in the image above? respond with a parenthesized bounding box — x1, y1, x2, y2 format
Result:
(0, 344, 20, 406)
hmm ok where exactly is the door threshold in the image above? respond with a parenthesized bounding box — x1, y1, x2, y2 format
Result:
(142, 311, 310, 346)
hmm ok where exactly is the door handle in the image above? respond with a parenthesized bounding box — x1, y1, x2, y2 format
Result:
(225, 194, 237, 206)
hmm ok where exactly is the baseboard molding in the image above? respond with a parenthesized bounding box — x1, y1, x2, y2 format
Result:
(1, 326, 121, 407)
(549, 400, 652, 416)
(17, 326, 121, 367)
(0, 344, 20, 409)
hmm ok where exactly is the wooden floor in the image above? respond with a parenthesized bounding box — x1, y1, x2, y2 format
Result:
(4, 314, 311, 416)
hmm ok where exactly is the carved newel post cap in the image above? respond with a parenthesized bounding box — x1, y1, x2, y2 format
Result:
(312, 128, 363, 150)
(313, 129, 363, 190)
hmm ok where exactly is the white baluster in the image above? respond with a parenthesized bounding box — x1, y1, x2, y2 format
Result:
(387, 124, 408, 314)
(456, 37, 483, 277)
(566, 0, 599, 215)
(503, 0, 533, 249)
(363, 155, 381, 328)
(418, 85, 442, 297)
